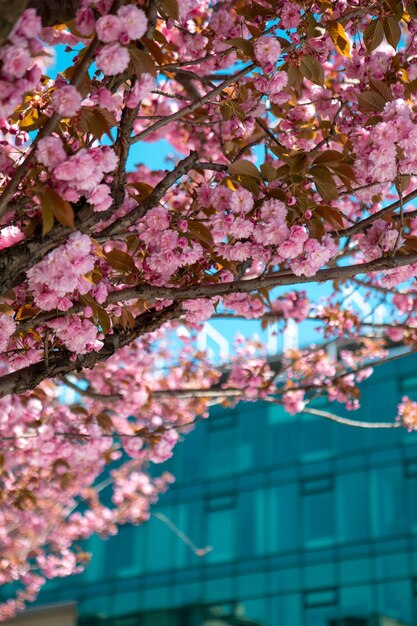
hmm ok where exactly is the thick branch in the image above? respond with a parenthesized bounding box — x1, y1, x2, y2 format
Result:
(0, 0, 28, 46)
(105, 252, 417, 305)
(28, 0, 79, 26)
(0, 303, 182, 399)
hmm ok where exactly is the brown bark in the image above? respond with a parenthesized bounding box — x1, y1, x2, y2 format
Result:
(28, 0, 80, 26)
(0, 0, 28, 46)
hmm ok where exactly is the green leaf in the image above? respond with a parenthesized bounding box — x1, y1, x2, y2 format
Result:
(364, 18, 384, 52)
(96, 307, 111, 335)
(161, 0, 179, 19)
(229, 159, 261, 179)
(383, 16, 401, 49)
(313, 150, 344, 166)
(300, 54, 325, 85)
(41, 204, 54, 236)
(326, 20, 351, 57)
(369, 78, 392, 102)
(129, 46, 157, 77)
(38, 188, 75, 229)
(78, 106, 116, 141)
(105, 249, 137, 273)
(315, 205, 345, 229)
(226, 37, 254, 58)
(357, 90, 387, 112)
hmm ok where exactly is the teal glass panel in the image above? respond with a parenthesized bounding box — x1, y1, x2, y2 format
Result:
(377, 580, 413, 624)
(406, 472, 417, 531)
(301, 413, 336, 461)
(370, 466, 406, 538)
(145, 506, 176, 572)
(204, 576, 234, 602)
(237, 571, 266, 598)
(112, 524, 146, 577)
(303, 479, 335, 548)
(206, 426, 236, 478)
(339, 558, 372, 586)
(337, 471, 370, 542)
(239, 598, 267, 624)
(238, 489, 266, 558)
(269, 567, 301, 595)
(304, 563, 336, 589)
(375, 552, 410, 580)
(237, 407, 265, 473)
(339, 584, 373, 618)
(266, 483, 299, 553)
(206, 506, 236, 563)
(270, 594, 302, 624)
(266, 404, 298, 467)
(143, 586, 172, 611)
(305, 605, 338, 626)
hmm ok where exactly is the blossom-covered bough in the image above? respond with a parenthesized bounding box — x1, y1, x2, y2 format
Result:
(3, 0, 417, 618)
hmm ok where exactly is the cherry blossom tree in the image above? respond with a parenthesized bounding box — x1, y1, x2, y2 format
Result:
(3, 0, 417, 618)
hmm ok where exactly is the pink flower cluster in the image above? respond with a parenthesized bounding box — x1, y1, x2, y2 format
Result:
(183, 298, 216, 324)
(137, 206, 204, 283)
(255, 36, 282, 73)
(271, 291, 310, 323)
(282, 390, 305, 415)
(37, 138, 117, 211)
(397, 396, 417, 431)
(125, 73, 155, 108)
(222, 293, 266, 319)
(0, 9, 42, 118)
(0, 314, 16, 352)
(51, 85, 82, 118)
(48, 315, 102, 354)
(87, 5, 148, 76)
(210, 192, 337, 277)
(27, 232, 95, 311)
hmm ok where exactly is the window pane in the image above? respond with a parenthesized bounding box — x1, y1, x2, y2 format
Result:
(266, 405, 298, 466)
(266, 483, 299, 553)
(206, 507, 236, 563)
(304, 491, 335, 548)
(370, 466, 405, 538)
(145, 507, 175, 572)
(301, 413, 335, 461)
(238, 489, 266, 558)
(337, 472, 370, 542)
(206, 427, 236, 478)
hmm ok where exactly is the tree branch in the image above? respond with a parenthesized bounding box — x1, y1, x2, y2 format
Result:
(104, 252, 417, 305)
(130, 63, 256, 144)
(0, 303, 182, 399)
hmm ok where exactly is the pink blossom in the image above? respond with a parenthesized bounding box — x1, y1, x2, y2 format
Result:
(118, 5, 148, 40)
(125, 73, 155, 108)
(255, 36, 281, 72)
(89, 184, 112, 212)
(283, 390, 305, 415)
(51, 85, 82, 117)
(37, 136, 67, 168)
(12, 8, 42, 40)
(183, 298, 216, 323)
(75, 7, 96, 36)
(0, 314, 16, 351)
(230, 188, 254, 214)
(1, 45, 31, 78)
(96, 15, 123, 43)
(96, 43, 130, 76)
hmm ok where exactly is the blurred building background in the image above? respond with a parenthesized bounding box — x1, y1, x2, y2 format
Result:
(5, 355, 417, 625)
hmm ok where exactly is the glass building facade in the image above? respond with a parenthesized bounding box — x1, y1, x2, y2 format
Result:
(10, 355, 417, 625)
